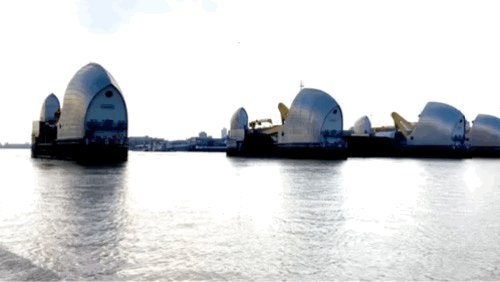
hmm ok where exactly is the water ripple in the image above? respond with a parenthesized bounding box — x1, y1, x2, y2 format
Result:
(1, 151, 500, 280)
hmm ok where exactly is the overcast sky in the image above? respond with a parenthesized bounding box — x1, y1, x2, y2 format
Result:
(1, 0, 500, 143)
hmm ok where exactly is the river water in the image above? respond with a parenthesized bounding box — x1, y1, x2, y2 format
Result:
(0, 149, 499, 280)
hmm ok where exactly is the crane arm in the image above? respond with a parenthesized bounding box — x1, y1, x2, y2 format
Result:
(278, 102, 289, 124)
(391, 112, 415, 138)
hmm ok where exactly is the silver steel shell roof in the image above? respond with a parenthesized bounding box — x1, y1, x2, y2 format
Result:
(353, 115, 373, 135)
(281, 88, 343, 144)
(230, 107, 248, 130)
(228, 107, 248, 142)
(57, 63, 124, 140)
(469, 114, 500, 147)
(408, 102, 466, 146)
(40, 93, 60, 122)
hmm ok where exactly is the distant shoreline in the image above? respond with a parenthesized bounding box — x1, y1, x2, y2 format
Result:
(0, 143, 31, 149)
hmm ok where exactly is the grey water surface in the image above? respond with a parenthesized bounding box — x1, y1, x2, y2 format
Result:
(1, 149, 500, 280)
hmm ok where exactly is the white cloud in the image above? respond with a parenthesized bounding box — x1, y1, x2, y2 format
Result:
(76, 0, 217, 34)
(201, 0, 217, 12)
(77, 0, 170, 34)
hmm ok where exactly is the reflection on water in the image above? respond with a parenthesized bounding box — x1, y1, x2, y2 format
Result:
(0, 150, 500, 280)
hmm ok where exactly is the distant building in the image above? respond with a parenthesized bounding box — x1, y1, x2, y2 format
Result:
(199, 131, 208, 138)
(129, 136, 166, 151)
(221, 127, 228, 139)
(129, 129, 227, 153)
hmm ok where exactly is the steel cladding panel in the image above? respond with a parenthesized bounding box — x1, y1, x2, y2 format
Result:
(469, 114, 500, 147)
(229, 107, 248, 141)
(230, 107, 248, 130)
(408, 102, 465, 146)
(57, 63, 122, 140)
(353, 116, 373, 135)
(40, 94, 60, 122)
(85, 86, 127, 140)
(281, 88, 342, 144)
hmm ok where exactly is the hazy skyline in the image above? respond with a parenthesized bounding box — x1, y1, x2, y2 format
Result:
(1, 0, 500, 143)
